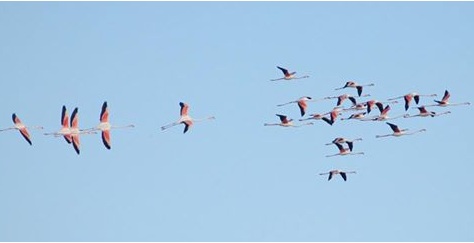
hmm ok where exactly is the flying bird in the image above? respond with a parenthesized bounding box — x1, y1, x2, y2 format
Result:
(319, 170, 357, 181)
(270, 66, 309, 81)
(361, 105, 404, 121)
(277, 96, 328, 117)
(161, 102, 215, 134)
(84, 101, 135, 149)
(335, 81, 375, 97)
(326, 142, 364, 157)
(0, 113, 43, 145)
(388, 92, 437, 111)
(376, 122, 426, 138)
(326, 93, 370, 107)
(320, 107, 343, 125)
(264, 114, 313, 127)
(403, 106, 451, 118)
(340, 112, 367, 121)
(44, 106, 74, 144)
(425, 90, 471, 107)
(325, 137, 363, 152)
(365, 100, 398, 114)
(69, 108, 96, 154)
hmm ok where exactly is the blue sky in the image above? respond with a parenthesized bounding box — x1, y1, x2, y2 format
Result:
(0, 2, 473, 241)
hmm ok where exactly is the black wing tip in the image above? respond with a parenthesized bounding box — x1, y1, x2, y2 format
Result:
(12, 113, 17, 122)
(356, 86, 363, 96)
(24, 136, 32, 146)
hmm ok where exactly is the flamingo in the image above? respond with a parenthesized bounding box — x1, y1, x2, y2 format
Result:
(161, 102, 215, 134)
(298, 107, 343, 125)
(326, 143, 364, 157)
(366, 100, 398, 114)
(340, 112, 367, 121)
(388, 92, 437, 111)
(342, 103, 367, 112)
(361, 105, 404, 121)
(44, 106, 96, 154)
(376, 122, 426, 138)
(425, 90, 471, 107)
(270, 66, 309, 81)
(298, 113, 335, 126)
(69, 107, 97, 155)
(335, 81, 375, 97)
(264, 114, 313, 127)
(84, 101, 135, 150)
(44, 105, 74, 144)
(403, 106, 451, 118)
(319, 170, 357, 181)
(326, 93, 370, 107)
(0, 113, 43, 145)
(325, 137, 363, 152)
(277, 96, 329, 117)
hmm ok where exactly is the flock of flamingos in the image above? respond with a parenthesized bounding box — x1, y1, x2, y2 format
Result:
(1, 66, 471, 182)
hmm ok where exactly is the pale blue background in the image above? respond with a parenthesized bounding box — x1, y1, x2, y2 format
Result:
(0, 2, 473, 241)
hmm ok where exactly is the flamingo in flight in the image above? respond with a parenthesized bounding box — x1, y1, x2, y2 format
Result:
(326, 143, 364, 157)
(298, 112, 333, 126)
(361, 105, 404, 121)
(335, 81, 374, 97)
(45, 106, 95, 154)
(264, 114, 313, 127)
(340, 112, 367, 121)
(326, 93, 370, 107)
(425, 90, 471, 108)
(0, 113, 43, 145)
(161, 102, 215, 134)
(366, 100, 399, 114)
(376, 122, 426, 138)
(270, 66, 309, 81)
(325, 137, 363, 152)
(44, 106, 74, 144)
(69, 108, 97, 154)
(312, 107, 341, 126)
(84, 102, 135, 150)
(404, 106, 451, 118)
(388, 92, 437, 111)
(319, 170, 357, 181)
(277, 96, 328, 117)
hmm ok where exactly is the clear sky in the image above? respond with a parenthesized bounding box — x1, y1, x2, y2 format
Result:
(0, 2, 473, 241)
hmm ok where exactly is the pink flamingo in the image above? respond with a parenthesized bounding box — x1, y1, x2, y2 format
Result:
(326, 143, 364, 157)
(44, 106, 73, 144)
(376, 122, 426, 138)
(335, 81, 374, 97)
(270, 66, 309, 81)
(161, 102, 215, 134)
(388, 92, 437, 111)
(277, 96, 325, 117)
(326, 93, 370, 107)
(425, 90, 471, 107)
(325, 137, 363, 152)
(361, 105, 404, 121)
(85, 102, 135, 149)
(264, 114, 313, 127)
(0, 113, 43, 145)
(404, 106, 451, 118)
(69, 108, 96, 155)
(319, 170, 357, 181)
(340, 112, 367, 121)
(365, 100, 399, 114)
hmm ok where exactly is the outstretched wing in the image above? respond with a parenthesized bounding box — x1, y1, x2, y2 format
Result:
(340, 172, 347, 181)
(180, 102, 189, 116)
(386, 122, 400, 133)
(102, 130, 111, 150)
(277, 66, 289, 76)
(100, 101, 109, 123)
